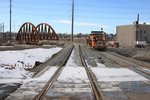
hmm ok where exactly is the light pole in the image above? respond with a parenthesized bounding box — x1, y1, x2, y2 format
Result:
(71, 0, 74, 41)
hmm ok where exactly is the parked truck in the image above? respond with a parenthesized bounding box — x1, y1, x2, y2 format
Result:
(135, 41, 147, 48)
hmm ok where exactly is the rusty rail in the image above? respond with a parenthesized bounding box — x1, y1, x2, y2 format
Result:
(94, 50, 150, 77)
(79, 45, 103, 100)
(34, 45, 74, 100)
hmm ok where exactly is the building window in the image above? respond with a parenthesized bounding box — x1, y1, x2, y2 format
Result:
(140, 30, 143, 40)
(140, 30, 142, 34)
(145, 37, 147, 41)
(143, 31, 147, 41)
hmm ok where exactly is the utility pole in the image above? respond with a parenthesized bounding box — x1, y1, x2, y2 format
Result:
(10, 0, 12, 40)
(136, 14, 139, 41)
(71, 0, 74, 41)
(3, 23, 4, 41)
(3, 23, 4, 33)
(13, 21, 15, 32)
(2, 22, 5, 40)
(137, 13, 139, 24)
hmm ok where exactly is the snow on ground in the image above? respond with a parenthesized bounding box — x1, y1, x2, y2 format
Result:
(96, 62, 106, 68)
(0, 47, 62, 79)
(57, 50, 89, 83)
(91, 67, 149, 82)
(24, 66, 58, 83)
(95, 59, 106, 68)
(65, 50, 77, 67)
(0, 79, 23, 84)
(6, 66, 58, 100)
(57, 67, 89, 83)
(139, 67, 150, 73)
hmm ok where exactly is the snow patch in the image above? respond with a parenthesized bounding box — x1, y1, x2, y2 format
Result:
(91, 68, 148, 82)
(97, 63, 106, 68)
(0, 79, 23, 84)
(65, 50, 77, 67)
(140, 67, 150, 73)
(24, 66, 58, 83)
(0, 47, 62, 79)
(57, 49, 90, 83)
(57, 67, 89, 83)
(5, 66, 58, 100)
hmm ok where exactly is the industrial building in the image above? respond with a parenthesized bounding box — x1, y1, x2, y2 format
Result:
(116, 23, 150, 48)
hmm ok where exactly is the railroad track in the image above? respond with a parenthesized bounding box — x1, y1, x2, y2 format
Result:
(34, 45, 74, 100)
(106, 51, 150, 76)
(107, 51, 150, 68)
(94, 50, 150, 76)
(78, 45, 150, 100)
(79, 45, 103, 100)
(34, 44, 103, 100)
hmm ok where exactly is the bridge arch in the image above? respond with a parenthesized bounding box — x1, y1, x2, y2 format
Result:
(36, 23, 59, 40)
(16, 22, 39, 43)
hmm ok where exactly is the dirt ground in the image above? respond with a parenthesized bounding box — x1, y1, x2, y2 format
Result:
(107, 47, 150, 63)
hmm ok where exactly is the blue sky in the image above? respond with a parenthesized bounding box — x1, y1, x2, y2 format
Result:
(0, 0, 150, 34)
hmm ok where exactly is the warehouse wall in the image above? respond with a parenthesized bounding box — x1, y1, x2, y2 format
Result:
(116, 25, 136, 48)
(137, 24, 150, 43)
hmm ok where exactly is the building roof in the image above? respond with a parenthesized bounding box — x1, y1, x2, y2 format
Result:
(117, 22, 150, 27)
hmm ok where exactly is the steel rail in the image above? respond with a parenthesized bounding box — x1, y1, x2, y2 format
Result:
(34, 45, 74, 100)
(107, 51, 150, 68)
(95, 50, 150, 76)
(79, 45, 103, 100)
(106, 51, 150, 76)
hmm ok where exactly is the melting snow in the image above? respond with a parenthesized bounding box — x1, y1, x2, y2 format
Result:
(91, 68, 148, 82)
(0, 47, 62, 79)
(57, 50, 89, 83)
(5, 66, 58, 100)
(57, 67, 89, 83)
(24, 66, 58, 83)
(65, 50, 77, 67)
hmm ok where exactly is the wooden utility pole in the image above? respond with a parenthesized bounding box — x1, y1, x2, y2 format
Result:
(10, 0, 12, 40)
(71, 0, 74, 41)
(136, 14, 139, 41)
(3, 23, 4, 33)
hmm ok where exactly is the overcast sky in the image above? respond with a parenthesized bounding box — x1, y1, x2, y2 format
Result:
(0, 0, 150, 34)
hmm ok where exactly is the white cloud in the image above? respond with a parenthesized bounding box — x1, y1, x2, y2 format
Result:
(76, 22, 98, 27)
(52, 19, 108, 29)
(60, 20, 71, 24)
